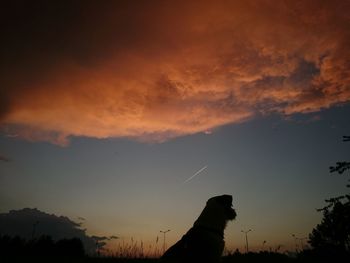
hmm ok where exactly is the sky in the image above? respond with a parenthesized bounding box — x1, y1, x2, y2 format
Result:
(1, 0, 350, 254)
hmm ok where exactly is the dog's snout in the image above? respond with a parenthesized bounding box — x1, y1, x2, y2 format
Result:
(228, 207, 237, 220)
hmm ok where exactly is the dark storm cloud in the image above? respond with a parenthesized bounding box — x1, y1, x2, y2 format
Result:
(0, 0, 349, 145)
(0, 208, 97, 253)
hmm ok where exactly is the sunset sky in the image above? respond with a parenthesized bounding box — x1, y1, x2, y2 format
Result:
(1, 0, 350, 253)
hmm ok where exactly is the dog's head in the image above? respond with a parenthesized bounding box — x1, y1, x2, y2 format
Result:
(194, 194, 237, 231)
(207, 194, 237, 221)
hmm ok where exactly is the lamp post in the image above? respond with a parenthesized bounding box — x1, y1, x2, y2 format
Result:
(241, 229, 252, 253)
(292, 234, 307, 252)
(31, 221, 39, 239)
(296, 237, 307, 251)
(291, 234, 298, 252)
(160, 229, 171, 254)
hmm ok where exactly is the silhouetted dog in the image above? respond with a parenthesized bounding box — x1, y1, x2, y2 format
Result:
(161, 195, 237, 263)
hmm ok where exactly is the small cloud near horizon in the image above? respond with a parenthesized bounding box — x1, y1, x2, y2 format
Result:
(0, 155, 11, 162)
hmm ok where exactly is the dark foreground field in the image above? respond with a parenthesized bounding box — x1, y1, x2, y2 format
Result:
(2, 235, 349, 263)
(3, 251, 350, 263)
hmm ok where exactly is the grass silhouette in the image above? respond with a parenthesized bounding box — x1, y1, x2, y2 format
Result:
(2, 235, 349, 263)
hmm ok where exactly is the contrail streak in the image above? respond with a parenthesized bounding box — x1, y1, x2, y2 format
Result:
(183, 165, 208, 184)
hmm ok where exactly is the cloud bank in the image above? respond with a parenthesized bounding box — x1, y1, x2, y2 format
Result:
(0, 208, 97, 253)
(0, 1, 349, 145)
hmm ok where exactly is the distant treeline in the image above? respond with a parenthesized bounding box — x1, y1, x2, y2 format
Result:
(0, 235, 85, 259)
(223, 249, 350, 263)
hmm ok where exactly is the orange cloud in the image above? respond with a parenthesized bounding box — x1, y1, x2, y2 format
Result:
(0, 1, 349, 145)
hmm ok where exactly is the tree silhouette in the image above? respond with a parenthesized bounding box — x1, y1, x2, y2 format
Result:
(309, 136, 350, 255)
(0, 235, 85, 259)
(309, 199, 350, 251)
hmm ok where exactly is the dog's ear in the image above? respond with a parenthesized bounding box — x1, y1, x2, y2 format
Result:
(214, 195, 233, 207)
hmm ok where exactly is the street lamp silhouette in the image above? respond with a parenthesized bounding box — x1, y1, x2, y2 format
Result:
(241, 229, 252, 253)
(160, 229, 171, 254)
(292, 234, 307, 252)
(299, 237, 307, 250)
(297, 236, 307, 250)
(31, 221, 39, 239)
(291, 234, 298, 252)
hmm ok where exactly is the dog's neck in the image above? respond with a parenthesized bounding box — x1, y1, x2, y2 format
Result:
(192, 204, 228, 238)
(192, 223, 225, 239)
